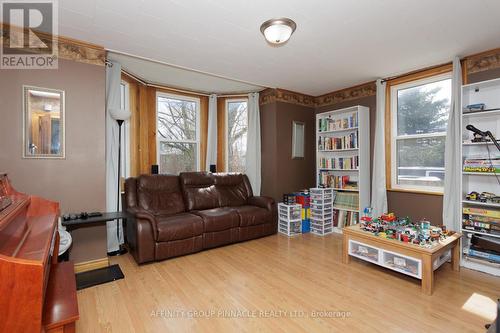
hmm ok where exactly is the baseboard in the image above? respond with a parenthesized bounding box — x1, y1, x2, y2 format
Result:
(74, 257, 109, 273)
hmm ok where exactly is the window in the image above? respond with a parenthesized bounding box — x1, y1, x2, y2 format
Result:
(156, 93, 200, 174)
(389, 72, 452, 193)
(226, 99, 248, 173)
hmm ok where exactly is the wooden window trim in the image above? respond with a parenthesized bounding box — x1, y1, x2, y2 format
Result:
(384, 63, 453, 195)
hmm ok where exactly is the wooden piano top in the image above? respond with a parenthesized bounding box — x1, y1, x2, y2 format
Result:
(0, 174, 59, 263)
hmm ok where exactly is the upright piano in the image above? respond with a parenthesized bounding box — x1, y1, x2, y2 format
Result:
(0, 173, 79, 333)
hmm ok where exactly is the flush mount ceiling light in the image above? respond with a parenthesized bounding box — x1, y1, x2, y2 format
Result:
(260, 18, 296, 45)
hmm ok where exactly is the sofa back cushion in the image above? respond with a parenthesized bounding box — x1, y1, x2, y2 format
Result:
(179, 172, 219, 211)
(214, 173, 253, 207)
(136, 175, 186, 215)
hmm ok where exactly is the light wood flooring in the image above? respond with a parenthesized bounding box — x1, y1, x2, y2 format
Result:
(76, 233, 500, 333)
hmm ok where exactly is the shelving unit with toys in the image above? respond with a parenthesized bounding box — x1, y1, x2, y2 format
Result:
(316, 106, 370, 233)
(460, 77, 500, 276)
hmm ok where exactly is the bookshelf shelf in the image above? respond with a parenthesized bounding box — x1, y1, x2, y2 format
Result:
(331, 188, 359, 192)
(318, 126, 359, 134)
(318, 148, 359, 152)
(316, 106, 370, 234)
(462, 200, 500, 208)
(459, 76, 500, 277)
(461, 228, 500, 239)
(462, 172, 499, 176)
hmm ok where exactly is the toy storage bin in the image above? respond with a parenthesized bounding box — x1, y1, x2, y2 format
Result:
(433, 249, 451, 271)
(348, 240, 380, 264)
(382, 250, 422, 279)
(310, 220, 333, 235)
(279, 219, 302, 236)
(278, 203, 302, 237)
(278, 203, 301, 220)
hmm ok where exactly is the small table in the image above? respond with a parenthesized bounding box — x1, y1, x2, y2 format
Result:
(343, 225, 462, 295)
(62, 211, 130, 290)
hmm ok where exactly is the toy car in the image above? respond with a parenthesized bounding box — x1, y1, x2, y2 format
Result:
(466, 191, 479, 201)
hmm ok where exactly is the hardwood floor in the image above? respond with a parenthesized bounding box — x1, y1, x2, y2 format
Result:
(76, 233, 500, 333)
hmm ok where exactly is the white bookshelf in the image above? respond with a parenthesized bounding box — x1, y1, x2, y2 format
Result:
(460, 77, 500, 276)
(316, 106, 370, 234)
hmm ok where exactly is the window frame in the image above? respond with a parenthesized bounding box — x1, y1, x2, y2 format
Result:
(225, 98, 248, 173)
(385, 65, 452, 195)
(155, 91, 201, 174)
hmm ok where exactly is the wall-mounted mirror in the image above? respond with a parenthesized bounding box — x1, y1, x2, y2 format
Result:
(23, 86, 65, 158)
(292, 121, 305, 159)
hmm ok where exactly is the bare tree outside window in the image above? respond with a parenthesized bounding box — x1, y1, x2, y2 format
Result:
(392, 76, 451, 191)
(227, 100, 248, 173)
(157, 95, 199, 174)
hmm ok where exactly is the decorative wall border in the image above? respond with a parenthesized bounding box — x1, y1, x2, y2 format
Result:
(259, 88, 315, 107)
(314, 82, 376, 107)
(259, 83, 376, 108)
(466, 48, 500, 74)
(1, 24, 105, 66)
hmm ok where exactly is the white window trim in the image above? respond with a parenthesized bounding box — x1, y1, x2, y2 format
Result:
(390, 72, 451, 193)
(156, 91, 201, 173)
(225, 98, 248, 172)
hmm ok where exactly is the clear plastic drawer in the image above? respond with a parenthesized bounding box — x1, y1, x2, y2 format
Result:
(382, 251, 421, 279)
(348, 240, 380, 263)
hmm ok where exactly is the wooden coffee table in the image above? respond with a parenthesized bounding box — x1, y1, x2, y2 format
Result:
(342, 224, 461, 295)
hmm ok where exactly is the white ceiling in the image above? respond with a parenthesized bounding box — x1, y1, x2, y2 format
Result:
(108, 52, 264, 94)
(59, 0, 500, 96)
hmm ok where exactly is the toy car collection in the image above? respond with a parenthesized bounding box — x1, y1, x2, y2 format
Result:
(359, 209, 451, 248)
(466, 191, 500, 203)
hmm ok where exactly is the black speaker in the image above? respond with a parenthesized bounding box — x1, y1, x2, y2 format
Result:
(151, 165, 159, 174)
(209, 164, 217, 173)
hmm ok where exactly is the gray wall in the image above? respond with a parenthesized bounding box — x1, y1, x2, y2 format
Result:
(0, 58, 107, 262)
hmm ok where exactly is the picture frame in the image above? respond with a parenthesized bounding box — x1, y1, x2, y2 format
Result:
(22, 85, 65, 159)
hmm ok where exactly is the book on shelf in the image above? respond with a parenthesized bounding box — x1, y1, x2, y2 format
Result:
(319, 156, 359, 170)
(318, 132, 358, 150)
(463, 157, 500, 173)
(318, 113, 358, 132)
(466, 247, 500, 264)
(333, 192, 359, 210)
(463, 207, 500, 218)
(333, 210, 359, 228)
(462, 212, 500, 235)
(318, 172, 358, 190)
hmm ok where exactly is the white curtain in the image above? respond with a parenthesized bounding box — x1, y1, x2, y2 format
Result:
(206, 94, 218, 171)
(105, 60, 123, 252)
(443, 57, 462, 230)
(246, 92, 261, 195)
(371, 79, 388, 217)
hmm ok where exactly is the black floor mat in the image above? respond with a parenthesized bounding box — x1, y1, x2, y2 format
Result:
(76, 264, 124, 290)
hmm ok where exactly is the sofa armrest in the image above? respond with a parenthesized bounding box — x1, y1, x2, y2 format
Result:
(247, 196, 275, 211)
(126, 208, 157, 264)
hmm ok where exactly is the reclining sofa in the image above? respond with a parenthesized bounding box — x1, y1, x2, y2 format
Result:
(124, 172, 277, 264)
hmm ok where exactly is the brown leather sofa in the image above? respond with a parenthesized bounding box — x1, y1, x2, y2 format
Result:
(124, 172, 277, 264)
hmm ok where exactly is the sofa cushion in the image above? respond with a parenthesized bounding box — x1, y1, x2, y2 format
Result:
(214, 173, 252, 207)
(136, 175, 185, 215)
(193, 207, 239, 232)
(232, 205, 271, 227)
(155, 213, 203, 242)
(180, 172, 219, 211)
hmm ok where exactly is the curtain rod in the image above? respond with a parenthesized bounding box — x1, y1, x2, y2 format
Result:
(121, 69, 255, 98)
(380, 61, 454, 83)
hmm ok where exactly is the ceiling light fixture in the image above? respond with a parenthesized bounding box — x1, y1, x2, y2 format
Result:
(260, 18, 296, 45)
